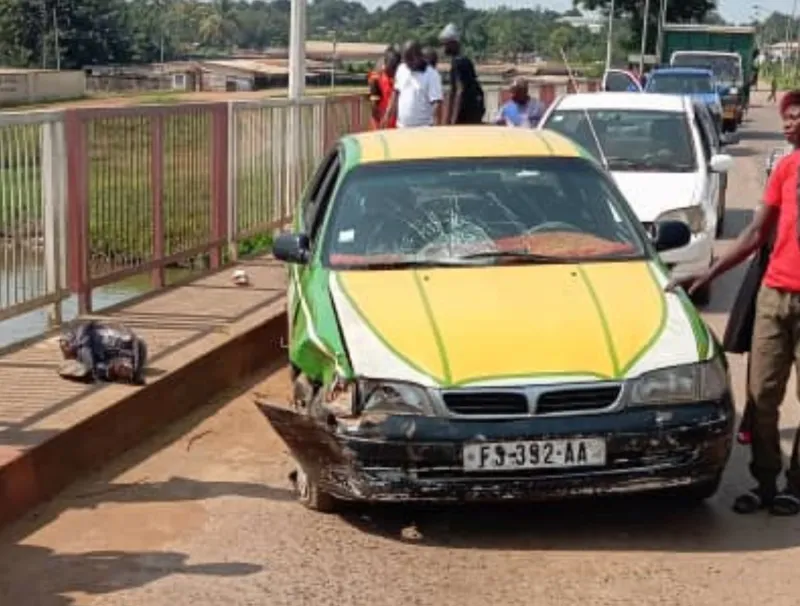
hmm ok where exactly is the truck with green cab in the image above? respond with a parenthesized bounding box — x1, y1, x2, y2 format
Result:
(659, 24, 757, 133)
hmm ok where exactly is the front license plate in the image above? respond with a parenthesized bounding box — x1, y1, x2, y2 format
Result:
(463, 439, 606, 472)
(723, 108, 736, 119)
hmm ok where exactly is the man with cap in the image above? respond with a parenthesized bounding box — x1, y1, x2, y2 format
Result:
(440, 23, 485, 125)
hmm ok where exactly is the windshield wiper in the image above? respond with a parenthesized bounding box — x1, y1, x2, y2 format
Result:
(458, 250, 570, 263)
(341, 258, 474, 270)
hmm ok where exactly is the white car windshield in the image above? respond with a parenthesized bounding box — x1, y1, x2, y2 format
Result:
(544, 109, 697, 173)
(322, 157, 647, 269)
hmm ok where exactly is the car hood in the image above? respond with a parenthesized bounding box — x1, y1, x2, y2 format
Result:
(611, 172, 702, 223)
(328, 260, 712, 389)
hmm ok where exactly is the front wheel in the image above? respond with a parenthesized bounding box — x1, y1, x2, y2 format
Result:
(722, 119, 737, 134)
(290, 466, 338, 513)
(716, 183, 727, 238)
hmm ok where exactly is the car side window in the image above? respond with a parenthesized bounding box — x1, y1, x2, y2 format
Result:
(308, 154, 342, 242)
(302, 149, 339, 233)
(696, 105, 720, 152)
(693, 111, 712, 163)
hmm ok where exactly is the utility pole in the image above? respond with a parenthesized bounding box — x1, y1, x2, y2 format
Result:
(605, 0, 616, 72)
(655, 0, 669, 67)
(53, 7, 60, 70)
(784, 0, 798, 75)
(330, 30, 337, 91)
(639, 0, 652, 74)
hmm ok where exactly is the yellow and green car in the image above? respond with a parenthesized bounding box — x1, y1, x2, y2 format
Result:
(258, 126, 734, 512)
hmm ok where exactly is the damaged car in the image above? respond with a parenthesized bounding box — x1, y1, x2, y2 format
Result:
(257, 126, 735, 512)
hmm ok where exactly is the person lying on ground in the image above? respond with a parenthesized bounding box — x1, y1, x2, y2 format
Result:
(58, 320, 148, 385)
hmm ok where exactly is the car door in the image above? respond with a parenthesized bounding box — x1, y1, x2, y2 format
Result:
(602, 69, 642, 92)
(288, 147, 342, 340)
(691, 104, 720, 236)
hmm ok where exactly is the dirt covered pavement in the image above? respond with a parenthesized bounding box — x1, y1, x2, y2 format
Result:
(3, 93, 800, 606)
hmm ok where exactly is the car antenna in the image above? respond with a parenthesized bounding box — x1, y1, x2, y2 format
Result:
(558, 46, 609, 171)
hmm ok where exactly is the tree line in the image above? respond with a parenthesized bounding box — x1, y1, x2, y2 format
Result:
(0, 0, 762, 73)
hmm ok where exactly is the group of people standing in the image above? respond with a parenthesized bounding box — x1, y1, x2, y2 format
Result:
(367, 23, 545, 130)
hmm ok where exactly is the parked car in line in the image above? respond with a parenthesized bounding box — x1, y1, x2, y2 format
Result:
(601, 69, 643, 92)
(644, 67, 724, 136)
(256, 126, 734, 513)
(538, 92, 734, 305)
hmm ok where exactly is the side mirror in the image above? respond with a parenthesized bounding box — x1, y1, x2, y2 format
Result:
(273, 232, 310, 264)
(709, 153, 733, 173)
(720, 132, 740, 146)
(653, 220, 691, 252)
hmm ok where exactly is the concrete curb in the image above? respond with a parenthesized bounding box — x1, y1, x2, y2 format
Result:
(0, 309, 288, 530)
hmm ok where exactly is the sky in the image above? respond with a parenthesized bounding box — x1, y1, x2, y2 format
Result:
(357, 0, 794, 25)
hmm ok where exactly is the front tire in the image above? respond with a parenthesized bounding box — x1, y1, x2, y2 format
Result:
(722, 119, 737, 133)
(290, 466, 338, 513)
(716, 182, 727, 238)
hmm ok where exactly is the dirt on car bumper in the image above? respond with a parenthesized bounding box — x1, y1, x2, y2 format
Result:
(257, 397, 734, 504)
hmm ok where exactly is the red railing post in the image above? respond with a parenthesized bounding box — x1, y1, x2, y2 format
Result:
(209, 103, 229, 270)
(64, 109, 92, 314)
(150, 113, 165, 288)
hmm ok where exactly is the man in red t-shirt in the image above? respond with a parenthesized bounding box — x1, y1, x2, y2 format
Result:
(670, 90, 800, 516)
(368, 47, 401, 130)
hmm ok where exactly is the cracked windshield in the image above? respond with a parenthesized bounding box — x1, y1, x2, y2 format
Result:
(546, 110, 696, 173)
(323, 158, 645, 268)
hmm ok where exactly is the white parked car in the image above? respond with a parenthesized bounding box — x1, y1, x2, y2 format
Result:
(538, 92, 733, 305)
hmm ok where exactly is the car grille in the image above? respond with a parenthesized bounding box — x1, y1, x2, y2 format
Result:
(535, 386, 621, 414)
(443, 392, 529, 416)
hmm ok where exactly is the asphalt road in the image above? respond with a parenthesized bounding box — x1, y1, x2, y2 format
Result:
(3, 92, 799, 606)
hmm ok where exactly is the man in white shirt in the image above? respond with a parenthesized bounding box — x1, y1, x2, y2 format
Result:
(381, 40, 443, 128)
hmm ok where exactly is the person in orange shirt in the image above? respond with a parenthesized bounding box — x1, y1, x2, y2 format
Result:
(368, 47, 401, 129)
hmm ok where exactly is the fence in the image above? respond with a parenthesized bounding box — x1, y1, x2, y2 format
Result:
(0, 79, 594, 333)
(0, 70, 86, 107)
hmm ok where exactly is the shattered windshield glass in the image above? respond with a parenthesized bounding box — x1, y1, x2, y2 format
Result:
(321, 157, 646, 269)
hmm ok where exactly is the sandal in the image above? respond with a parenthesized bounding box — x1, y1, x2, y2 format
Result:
(769, 491, 800, 516)
(733, 487, 775, 514)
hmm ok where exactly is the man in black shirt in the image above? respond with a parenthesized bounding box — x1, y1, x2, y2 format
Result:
(439, 23, 485, 125)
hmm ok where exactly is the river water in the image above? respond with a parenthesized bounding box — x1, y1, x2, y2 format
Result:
(0, 256, 190, 349)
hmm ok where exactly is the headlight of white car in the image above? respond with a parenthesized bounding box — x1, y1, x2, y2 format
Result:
(357, 379, 435, 416)
(655, 206, 706, 234)
(628, 359, 729, 406)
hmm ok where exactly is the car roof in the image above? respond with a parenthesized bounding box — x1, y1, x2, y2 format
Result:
(342, 126, 585, 165)
(553, 92, 688, 113)
(651, 67, 714, 77)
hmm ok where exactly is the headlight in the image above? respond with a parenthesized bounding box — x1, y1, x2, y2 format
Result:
(655, 206, 706, 234)
(357, 379, 434, 416)
(628, 359, 729, 406)
(728, 87, 738, 95)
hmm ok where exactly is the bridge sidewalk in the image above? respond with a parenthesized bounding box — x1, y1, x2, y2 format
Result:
(0, 256, 288, 528)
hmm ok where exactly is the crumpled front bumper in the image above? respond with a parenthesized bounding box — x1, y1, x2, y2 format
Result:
(257, 397, 734, 504)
